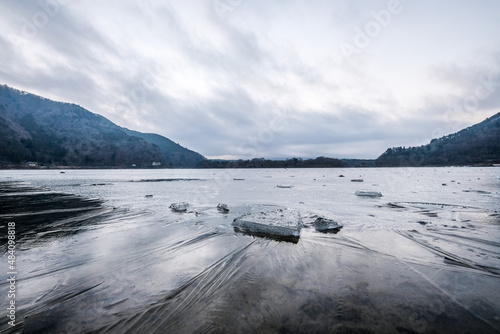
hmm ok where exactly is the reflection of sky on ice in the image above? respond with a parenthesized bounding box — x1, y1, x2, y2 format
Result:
(0, 167, 499, 333)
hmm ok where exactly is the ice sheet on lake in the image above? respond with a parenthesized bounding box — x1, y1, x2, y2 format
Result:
(232, 208, 302, 242)
(2, 168, 500, 333)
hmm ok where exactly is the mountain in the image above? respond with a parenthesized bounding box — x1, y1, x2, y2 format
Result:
(376, 113, 500, 167)
(122, 129, 205, 168)
(0, 85, 205, 168)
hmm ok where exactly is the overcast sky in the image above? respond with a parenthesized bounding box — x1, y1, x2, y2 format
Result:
(1, 0, 499, 159)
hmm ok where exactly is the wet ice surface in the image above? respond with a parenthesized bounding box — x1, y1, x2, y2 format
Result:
(0, 167, 499, 333)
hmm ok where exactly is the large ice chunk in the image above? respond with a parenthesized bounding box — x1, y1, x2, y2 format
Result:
(232, 208, 302, 243)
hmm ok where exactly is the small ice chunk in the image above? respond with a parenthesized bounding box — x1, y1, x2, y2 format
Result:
(355, 191, 383, 197)
(169, 202, 189, 212)
(232, 208, 302, 242)
(313, 218, 343, 233)
(217, 203, 229, 213)
(351, 179, 364, 182)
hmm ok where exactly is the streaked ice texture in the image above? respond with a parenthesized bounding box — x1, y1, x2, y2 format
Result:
(0, 167, 499, 333)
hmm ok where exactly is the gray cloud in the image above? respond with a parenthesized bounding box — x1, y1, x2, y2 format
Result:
(1, 0, 499, 159)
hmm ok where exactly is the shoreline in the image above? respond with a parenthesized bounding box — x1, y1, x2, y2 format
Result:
(1, 164, 498, 170)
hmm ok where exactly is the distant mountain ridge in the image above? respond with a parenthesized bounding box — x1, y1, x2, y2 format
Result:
(0, 85, 205, 167)
(198, 156, 346, 168)
(376, 113, 500, 167)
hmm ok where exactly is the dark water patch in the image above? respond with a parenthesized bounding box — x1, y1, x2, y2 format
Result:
(0, 182, 139, 251)
(463, 189, 492, 194)
(0, 192, 102, 215)
(131, 178, 204, 183)
(0, 182, 105, 245)
(0, 181, 46, 194)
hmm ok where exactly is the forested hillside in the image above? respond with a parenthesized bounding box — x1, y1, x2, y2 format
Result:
(0, 85, 205, 167)
(376, 113, 500, 166)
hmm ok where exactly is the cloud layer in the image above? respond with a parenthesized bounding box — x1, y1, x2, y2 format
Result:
(1, 0, 499, 159)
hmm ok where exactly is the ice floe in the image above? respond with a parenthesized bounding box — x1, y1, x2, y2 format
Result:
(232, 208, 302, 242)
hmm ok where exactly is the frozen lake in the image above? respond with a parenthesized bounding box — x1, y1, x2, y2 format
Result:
(1, 167, 499, 333)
